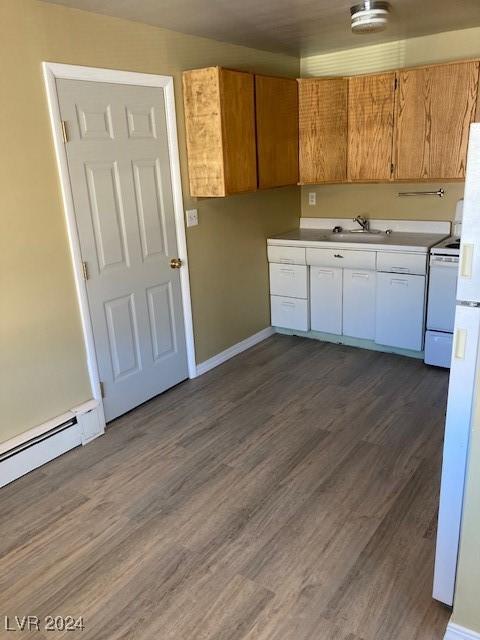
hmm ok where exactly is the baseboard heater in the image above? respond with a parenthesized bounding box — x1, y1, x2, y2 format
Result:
(0, 418, 82, 488)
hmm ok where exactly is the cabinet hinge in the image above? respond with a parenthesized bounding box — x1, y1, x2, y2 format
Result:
(82, 261, 89, 280)
(61, 120, 69, 143)
(99, 381, 105, 398)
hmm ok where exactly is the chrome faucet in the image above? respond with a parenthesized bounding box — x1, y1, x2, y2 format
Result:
(353, 215, 370, 231)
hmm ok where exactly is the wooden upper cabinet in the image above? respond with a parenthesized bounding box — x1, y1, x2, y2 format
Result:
(347, 72, 396, 182)
(255, 75, 299, 189)
(298, 78, 348, 184)
(394, 61, 480, 180)
(182, 67, 257, 197)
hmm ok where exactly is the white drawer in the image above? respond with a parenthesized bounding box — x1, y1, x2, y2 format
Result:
(271, 296, 309, 331)
(268, 245, 306, 265)
(269, 263, 308, 298)
(306, 247, 376, 270)
(376, 251, 427, 275)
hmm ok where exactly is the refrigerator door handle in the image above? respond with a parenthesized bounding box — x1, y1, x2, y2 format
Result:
(460, 243, 474, 278)
(454, 328, 467, 360)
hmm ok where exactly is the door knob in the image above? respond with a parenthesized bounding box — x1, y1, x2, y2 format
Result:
(170, 257, 182, 269)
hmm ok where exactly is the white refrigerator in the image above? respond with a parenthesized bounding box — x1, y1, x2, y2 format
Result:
(433, 123, 480, 605)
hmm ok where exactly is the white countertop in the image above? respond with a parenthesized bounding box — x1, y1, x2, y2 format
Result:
(267, 228, 448, 253)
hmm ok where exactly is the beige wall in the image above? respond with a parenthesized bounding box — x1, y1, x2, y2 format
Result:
(301, 183, 465, 222)
(300, 27, 480, 222)
(0, 0, 299, 443)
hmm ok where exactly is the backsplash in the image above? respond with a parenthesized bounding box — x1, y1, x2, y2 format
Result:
(301, 182, 465, 221)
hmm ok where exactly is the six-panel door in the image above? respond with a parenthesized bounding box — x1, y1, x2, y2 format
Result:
(57, 79, 189, 421)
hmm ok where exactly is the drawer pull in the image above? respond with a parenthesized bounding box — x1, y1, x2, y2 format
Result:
(454, 328, 467, 360)
(281, 301, 295, 309)
(279, 268, 295, 276)
(391, 278, 408, 286)
(334, 254, 344, 259)
(317, 269, 334, 277)
(352, 272, 369, 280)
(391, 266, 410, 273)
(460, 244, 474, 278)
(279, 258, 295, 264)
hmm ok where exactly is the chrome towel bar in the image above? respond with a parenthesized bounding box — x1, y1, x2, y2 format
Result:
(398, 188, 445, 198)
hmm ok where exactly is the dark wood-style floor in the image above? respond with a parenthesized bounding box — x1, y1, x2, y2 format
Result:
(1, 335, 452, 639)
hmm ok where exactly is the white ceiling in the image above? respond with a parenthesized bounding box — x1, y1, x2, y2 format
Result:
(47, 0, 480, 57)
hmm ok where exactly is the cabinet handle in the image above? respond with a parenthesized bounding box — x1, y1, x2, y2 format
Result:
(334, 254, 344, 258)
(391, 278, 408, 286)
(454, 328, 467, 360)
(279, 268, 295, 275)
(281, 301, 295, 309)
(317, 269, 334, 277)
(279, 258, 295, 264)
(460, 244, 474, 278)
(352, 272, 369, 280)
(391, 266, 409, 273)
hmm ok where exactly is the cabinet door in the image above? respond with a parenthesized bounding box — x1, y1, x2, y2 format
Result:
(343, 269, 375, 340)
(299, 78, 348, 184)
(395, 61, 479, 180)
(348, 72, 396, 182)
(182, 67, 256, 196)
(310, 267, 342, 334)
(375, 273, 425, 351)
(220, 68, 257, 194)
(256, 75, 299, 188)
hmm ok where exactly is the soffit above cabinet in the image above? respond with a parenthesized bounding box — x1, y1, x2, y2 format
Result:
(48, 0, 480, 57)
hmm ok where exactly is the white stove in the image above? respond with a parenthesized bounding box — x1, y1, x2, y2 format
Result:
(430, 235, 461, 257)
(425, 204, 462, 367)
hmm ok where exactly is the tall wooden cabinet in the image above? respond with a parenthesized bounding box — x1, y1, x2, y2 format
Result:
(347, 72, 396, 182)
(394, 61, 480, 180)
(182, 67, 257, 197)
(255, 75, 299, 189)
(298, 78, 348, 184)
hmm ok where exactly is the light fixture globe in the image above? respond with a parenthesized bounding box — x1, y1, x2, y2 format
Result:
(350, 1, 391, 34)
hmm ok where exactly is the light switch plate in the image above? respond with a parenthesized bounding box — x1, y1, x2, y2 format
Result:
(308, 192, 316, 206)
(186, 209, 198, 227)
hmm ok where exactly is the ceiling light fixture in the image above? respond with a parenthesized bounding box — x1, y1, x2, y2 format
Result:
(350, 1, 391, 34)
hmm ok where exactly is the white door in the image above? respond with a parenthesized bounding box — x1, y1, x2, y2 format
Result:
(57, 79, 189, 421)
(343, 269, 376, 340)
(457, 123, 480, 304)
(310, 266, 343, 334)
(375, 273, 425, 351)
(433, 305, 480, 604)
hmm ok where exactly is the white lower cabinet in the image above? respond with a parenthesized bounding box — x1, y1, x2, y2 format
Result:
(343, 269, 376, 340)
(310, 266, 343, 334)
(268, 243, 427, 352)
(271, 295, 309, 331)
(375, 272, 426, 351)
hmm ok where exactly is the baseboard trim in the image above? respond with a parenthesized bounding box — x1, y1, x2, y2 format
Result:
(195, 327, 275, 377)
(445, 622, 480, 640)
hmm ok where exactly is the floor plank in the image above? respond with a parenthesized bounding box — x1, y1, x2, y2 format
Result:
(0, 335, 451, 639)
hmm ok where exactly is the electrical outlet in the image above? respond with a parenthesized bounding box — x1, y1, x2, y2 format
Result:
(186, 209, 198, 227)
(308, 192, 316, 206)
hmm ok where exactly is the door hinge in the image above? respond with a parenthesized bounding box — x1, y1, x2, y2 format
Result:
(99, 381, 105, 398)
(61, 120, 69, 144)
(82, 261, 89, 280)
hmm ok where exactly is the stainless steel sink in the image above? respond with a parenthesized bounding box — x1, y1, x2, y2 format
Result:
(323, 230, 387, 243)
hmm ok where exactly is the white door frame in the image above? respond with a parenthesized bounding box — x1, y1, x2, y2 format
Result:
(42, 62, 197, 418)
